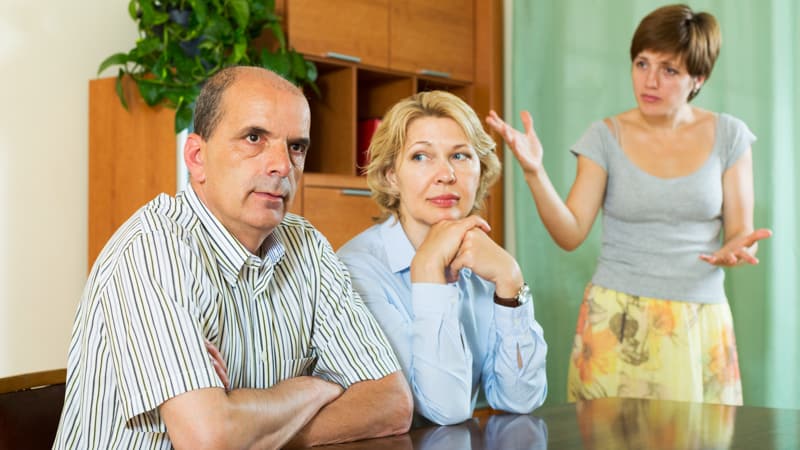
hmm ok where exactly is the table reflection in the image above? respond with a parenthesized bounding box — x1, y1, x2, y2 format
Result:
(413, 414, 548, 450)
(576, 398, 736, 450)
(314, 414, 548, 450)
(483, 414, 548, 450)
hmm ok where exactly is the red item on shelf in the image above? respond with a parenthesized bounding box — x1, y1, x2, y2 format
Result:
(357, 118, 382, 175)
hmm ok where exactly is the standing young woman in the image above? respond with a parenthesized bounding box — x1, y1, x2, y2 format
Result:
(487, 4, 771, 405)
(339, 91, 547, 425)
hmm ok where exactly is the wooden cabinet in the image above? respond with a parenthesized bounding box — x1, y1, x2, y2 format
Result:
(286, 0, 474, 82)
(390, 0, 474, 82)
(88, 77, 176, 265)
(301, 174, 381, 250)
(286, 0, 389, 67)
(88, 0, 504, 266)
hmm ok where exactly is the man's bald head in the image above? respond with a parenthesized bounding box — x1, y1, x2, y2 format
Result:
(193, 66, 305, 140)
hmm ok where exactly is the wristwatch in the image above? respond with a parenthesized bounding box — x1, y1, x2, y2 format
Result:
(493, 283, 532, 308)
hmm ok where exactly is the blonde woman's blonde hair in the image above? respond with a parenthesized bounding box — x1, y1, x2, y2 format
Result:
(366, 90, 500, 221)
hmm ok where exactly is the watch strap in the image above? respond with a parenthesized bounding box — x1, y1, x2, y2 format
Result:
(493, 292, 519, 308)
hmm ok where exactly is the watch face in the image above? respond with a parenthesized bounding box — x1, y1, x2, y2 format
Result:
(517, 283, 532, 305)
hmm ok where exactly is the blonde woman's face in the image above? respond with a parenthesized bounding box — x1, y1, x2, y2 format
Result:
(388, 116, 480, 236)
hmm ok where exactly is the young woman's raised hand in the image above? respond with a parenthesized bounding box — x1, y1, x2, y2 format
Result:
(486, 110, 544, 175)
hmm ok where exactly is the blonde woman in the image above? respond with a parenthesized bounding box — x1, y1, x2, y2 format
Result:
(339, 91, 548, 425)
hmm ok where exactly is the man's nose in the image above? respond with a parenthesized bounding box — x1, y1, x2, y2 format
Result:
(265, 141, 292, 177)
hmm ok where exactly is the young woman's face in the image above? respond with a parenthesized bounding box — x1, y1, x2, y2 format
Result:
(631, 50, 702, 117)
(388, 116, 481, 236)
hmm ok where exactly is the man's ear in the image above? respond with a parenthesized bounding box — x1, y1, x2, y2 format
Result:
(184, 133, 206, 183)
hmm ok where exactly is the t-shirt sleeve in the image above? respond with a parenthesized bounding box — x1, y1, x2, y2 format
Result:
(720, 113, 756, 170)
(101, 231, 221, 433)
(310, 230, 400, 388)
(570, 121, 610, 171)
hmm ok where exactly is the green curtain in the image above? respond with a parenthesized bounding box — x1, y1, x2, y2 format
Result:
(508, 0, 799, 409)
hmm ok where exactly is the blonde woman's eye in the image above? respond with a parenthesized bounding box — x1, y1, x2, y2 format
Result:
(452, 152, 471, 160)
(411, 153, 426, 161)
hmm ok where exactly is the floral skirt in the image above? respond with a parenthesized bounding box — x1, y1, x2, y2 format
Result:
(566, 284, 743, 405)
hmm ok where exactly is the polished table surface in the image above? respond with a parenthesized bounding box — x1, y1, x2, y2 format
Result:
(315, 397, 800, 450)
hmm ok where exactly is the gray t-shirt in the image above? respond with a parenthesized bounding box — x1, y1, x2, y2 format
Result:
(571, 113, 756, 303)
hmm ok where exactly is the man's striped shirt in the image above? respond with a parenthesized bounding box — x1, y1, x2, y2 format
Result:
(53, 186, 399, 449)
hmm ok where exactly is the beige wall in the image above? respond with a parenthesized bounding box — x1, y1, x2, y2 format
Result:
(0, 0, 136, 376)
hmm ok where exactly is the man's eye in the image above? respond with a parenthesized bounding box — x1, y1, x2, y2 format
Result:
(289, 143, 308, 153)
(246, 134, 261, 144)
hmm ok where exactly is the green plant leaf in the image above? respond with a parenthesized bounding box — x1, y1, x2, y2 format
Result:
(304, 60, 318, 84)
(136, 79, 164, 106)
(102, 0, 317, 133)
(175, 102, 194, 133)
(290, 52, 308, 81)
(228, 0, 250, 29)
(98, 52, 130, 75)
(127, 0, 137, 20)
(190, 0, 208, 23)
(115, 69, 129, 110)
(260, 48, 291, 77)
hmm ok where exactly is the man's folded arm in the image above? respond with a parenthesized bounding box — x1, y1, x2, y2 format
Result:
(159, 375, 342, 450)
(285, 370, 412, 448)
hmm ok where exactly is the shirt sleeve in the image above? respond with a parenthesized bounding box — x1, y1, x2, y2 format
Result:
(570, 121, 611, 171)
(309, 232, 400, 388)
(100, 231, 222, 432)
(409, 282, 474, 425)
(720, 113, 756, 170)
(481, 297, 548, 414)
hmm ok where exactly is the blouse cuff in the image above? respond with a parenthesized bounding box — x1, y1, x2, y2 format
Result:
(493, 300, 535, 334)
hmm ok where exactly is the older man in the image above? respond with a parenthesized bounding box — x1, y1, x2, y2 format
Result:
(54, 66, 412, 449)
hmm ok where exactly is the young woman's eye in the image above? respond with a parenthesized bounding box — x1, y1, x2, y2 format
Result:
(411, 153, 427, 161)
(452, 152, 472, 161)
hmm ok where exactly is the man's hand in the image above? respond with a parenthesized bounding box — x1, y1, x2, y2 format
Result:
(205, 339, 230, 391)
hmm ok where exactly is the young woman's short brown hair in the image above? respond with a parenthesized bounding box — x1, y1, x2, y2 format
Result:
(630, 4, 721, 100)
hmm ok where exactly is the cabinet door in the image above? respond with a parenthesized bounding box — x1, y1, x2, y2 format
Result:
(89, 77, 176, 268)
(301, 175, 380, 250)
(390, 0, 474, 82)
(287, 0, 389, 67)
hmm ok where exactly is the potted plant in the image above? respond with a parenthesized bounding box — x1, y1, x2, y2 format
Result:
(98, 0, 317, 133)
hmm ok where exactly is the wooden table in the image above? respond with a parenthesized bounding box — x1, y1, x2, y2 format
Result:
(315, 397, 800, 449)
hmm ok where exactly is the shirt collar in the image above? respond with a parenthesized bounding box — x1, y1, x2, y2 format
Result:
(379, 217, 417, 274)
(182, 185, 284, 284)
